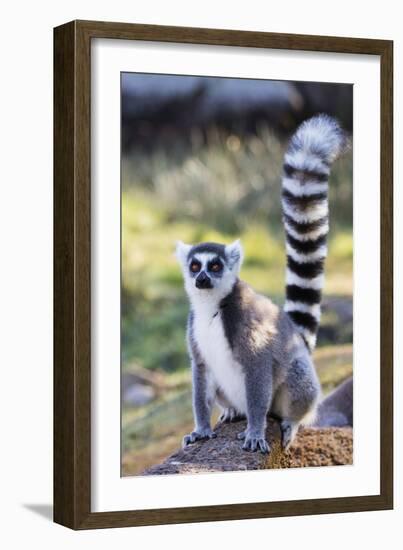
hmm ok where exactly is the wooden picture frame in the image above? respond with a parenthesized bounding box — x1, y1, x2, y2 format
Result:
(54, 20, 393, 529)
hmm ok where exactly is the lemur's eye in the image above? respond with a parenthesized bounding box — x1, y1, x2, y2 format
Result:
(210, 261, 223, 273)
(190, 261, 201, 273)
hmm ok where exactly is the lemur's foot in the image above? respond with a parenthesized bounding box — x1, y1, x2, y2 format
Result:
(182, 428, 217, 448)
(219, 407, 245, 423)
(280, 420, 298, 451)
(237, 430, 270, 454)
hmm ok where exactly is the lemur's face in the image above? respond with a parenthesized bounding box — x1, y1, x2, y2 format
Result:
(176, 240, 243, 300)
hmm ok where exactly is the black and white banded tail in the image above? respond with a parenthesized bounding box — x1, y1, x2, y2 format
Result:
(282, 114, 347, 351)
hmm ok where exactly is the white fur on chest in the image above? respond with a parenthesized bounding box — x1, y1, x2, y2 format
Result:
(192, 303, 247, 414)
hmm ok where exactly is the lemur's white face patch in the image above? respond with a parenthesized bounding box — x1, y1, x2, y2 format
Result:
(192, 252, 218, 266)
(184, 251, 236, 303)
(175, 240, 244, 305)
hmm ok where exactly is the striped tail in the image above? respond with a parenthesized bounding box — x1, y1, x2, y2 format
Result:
(282, 114, 347, 352)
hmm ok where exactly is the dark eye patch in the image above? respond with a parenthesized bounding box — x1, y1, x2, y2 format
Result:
(189, 259, 201, 273)
(208, 258, 223, 273)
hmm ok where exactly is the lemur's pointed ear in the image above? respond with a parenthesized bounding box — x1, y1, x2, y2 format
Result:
(225, 239, 244, 273)
(175, 241, 192, 264)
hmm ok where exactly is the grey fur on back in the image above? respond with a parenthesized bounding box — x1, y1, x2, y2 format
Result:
(219, 279, 306, 376)
(220, 280, 321, 425)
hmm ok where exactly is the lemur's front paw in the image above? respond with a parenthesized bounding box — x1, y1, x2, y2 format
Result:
(182, 428, 217, 448)
(237, 430, 270, 454)
(219, 407, 245, 423)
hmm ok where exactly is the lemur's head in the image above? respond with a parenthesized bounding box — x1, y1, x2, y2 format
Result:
(175, 240, 243, 301)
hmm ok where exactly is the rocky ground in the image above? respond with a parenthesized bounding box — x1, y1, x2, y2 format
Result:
(142, 418, 353, 476)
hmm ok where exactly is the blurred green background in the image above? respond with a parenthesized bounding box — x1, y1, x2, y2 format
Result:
(121, 74, 353, 476)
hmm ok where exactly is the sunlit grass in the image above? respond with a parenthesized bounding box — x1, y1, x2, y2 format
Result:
(122, 126, 352, 234)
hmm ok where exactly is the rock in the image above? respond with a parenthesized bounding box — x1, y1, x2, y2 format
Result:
(316, 377, 353, 427)
(122, 366, 166, 407)
(122, 383, 156, 407)
(141, 418, 352, 475)
(122, 365, 165, 390)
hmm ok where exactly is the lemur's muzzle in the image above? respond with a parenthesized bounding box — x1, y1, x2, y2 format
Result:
(195, 271, 212, 289)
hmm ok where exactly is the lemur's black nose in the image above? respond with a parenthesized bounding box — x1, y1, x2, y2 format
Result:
(195, 271, 212, 289)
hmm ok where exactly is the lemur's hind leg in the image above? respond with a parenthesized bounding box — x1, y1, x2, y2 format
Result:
(279, 419, 299, 450)
(272, 356, 321, 450)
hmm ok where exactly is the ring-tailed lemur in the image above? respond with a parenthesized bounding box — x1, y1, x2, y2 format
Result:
(176, 115, 347, 453)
